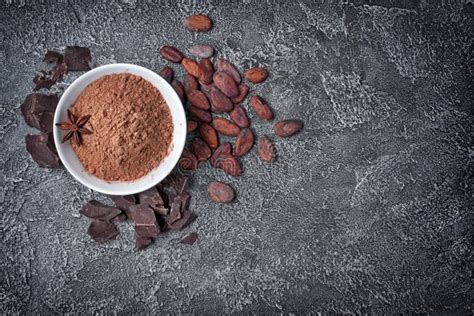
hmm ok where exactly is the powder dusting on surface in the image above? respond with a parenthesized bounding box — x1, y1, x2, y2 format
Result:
(71, 73, 174, 182)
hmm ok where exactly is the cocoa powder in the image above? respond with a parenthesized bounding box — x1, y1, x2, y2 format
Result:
(71, 73, 173, 182)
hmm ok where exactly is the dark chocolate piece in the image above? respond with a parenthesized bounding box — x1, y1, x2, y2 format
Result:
(33, 73, 55, 91)
(180, 232, 198, 245)
(138, 187, 166, 212)
(80, 200, 122, 222)
(87, 220, 118, 243)
(110, 195, 136, 220)
(64, 46, 92, 71)
(167, 210, 196, 230)
(25, 133, 60, 168)
(43, 50, 64, 64)
(21, 94, 59, 132)
(51, 62, 67, 82)
(131, 204, 160, 238)
(136, 236, 153, 250)
(168, 199, 183, 224)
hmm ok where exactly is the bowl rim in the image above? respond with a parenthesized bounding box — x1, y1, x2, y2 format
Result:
(53, 63, 186, 195)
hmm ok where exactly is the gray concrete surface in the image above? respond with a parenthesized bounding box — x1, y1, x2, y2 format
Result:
(1, 0, 473, 314)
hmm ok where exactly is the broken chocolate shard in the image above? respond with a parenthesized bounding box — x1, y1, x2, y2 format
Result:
(168, 198, 183, 224)
(165, 174, 191, 195)
(43, 50, 64, 64)
(110, 195, 136, 220)
(138, 187, 165, 211)
(136, 236, 153, 250)
(180, 232, 198, 245)
(87, 220, 118, 243)
(130, 204, 160, 238)
(64, 46, 92, 71)
(25, 133, 60, 168)
(21, 94, 59, 132)
(167, 210, 196, 230)
(33, 73, 55, 91)
(51, 62, 67, 82)
(80, 200, 122, 222)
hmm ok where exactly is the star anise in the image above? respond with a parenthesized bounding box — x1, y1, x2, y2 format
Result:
(55, 109, 92, 146)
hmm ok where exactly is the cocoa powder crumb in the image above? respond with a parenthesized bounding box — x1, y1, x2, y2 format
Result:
(71, 73, 173, 181)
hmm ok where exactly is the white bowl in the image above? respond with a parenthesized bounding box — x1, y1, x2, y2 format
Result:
(53, 63, 186, 196)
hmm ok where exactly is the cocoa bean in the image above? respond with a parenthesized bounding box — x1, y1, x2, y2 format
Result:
(171, 79, 186, 103)
(217, 58, 241, 84)
(229, 104, 250, 128)
(213, 71, 239, 98)
(181, 58, 201, 78)
(179, 150, 198, 171)
(187, 90, 210, 110)
(159, 46, 184, 63)
(183, 74, 199, 94)
(234, 128, 254, 157)
(190, 45, 214, 58)
(210, 142, 231, 167)
(187, 120, 198, 133)
(188, 106, 212, 123)
(199, 122, 219, 149)
(231, 83, 249, 104)
(159, 66, 174, 83)
(184, 14, 213, 32)
(199, 58, 214, 85)
(215, 153, 241, 176)
(273, 119, 303, 137)
(208, 182, 235, 203)
(209, 87, 233, 113)
(244, 67, 268, 83)
(192, 137, 211, 161)
(212, 117, 240, 136)
(257, 135, 275, 162)
(249, 95, 273, 121)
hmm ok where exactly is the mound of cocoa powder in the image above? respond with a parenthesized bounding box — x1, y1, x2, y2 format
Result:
(71, 73, 173, 181)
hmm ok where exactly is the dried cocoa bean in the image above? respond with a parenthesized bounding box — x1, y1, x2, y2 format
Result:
(213, 71, 239, 98)
(184, 14, 213, 32)
(244, 67, 268, 83)
(208, 182, 235, 203)
(187, 90, 210, 110)
(187, 120, 198, 133)
(234, 128, 254, 157)
(273, 119, 303, 137)
(257, 135, 275, 162)
(171, 79, 186, 103)
(249, 95, 273, 121)
(212, 117, 240, 136)
(181, 58, 201, 78)
(215, 153, 241, 176)
(183, 74, 199, 93)
(160, 46, 184, 63)
(179, 150, 198, 171)
(190, 45, 214, 58)
(217, 58, 241, 84)
(229, 104, 250, 128)
(188, 106, 212, 123)
(199, 58, 214, 85)
(192, 137, 211, 161)
(210, 142, 232, 167)
(200, 82, 214, 98)
(231, 84, 249, 104)
(199, 122, 219, 149)
(159, 66, 174, 83)
(209, 87, 233, 113)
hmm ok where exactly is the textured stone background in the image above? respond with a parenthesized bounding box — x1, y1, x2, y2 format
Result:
(1, 0, 473, 314)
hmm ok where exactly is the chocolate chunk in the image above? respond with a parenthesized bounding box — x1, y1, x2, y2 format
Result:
(180, 232, 198, 245)
(87, 220, 118, 243)
(80, 200, 122, 222)
(168, 198, 183, 224)
(136, 236, 153, 250)
(110, 195, 136, 220)
(51, 62, 67, 82)
(130, 204, 160, 238)
(21, 94, 58, 132)
(168, 210, 196, 230)
(43, 50, 64, 64)
(33, 74, 55, 91)
(25, 133, 60, 168)
(138, 187, 164, 208)
(165, 174, 191, 195)
(64, 46, 92, 71)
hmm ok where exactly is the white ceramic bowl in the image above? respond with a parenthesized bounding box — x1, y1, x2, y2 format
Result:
(53, 63, 186, 196)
